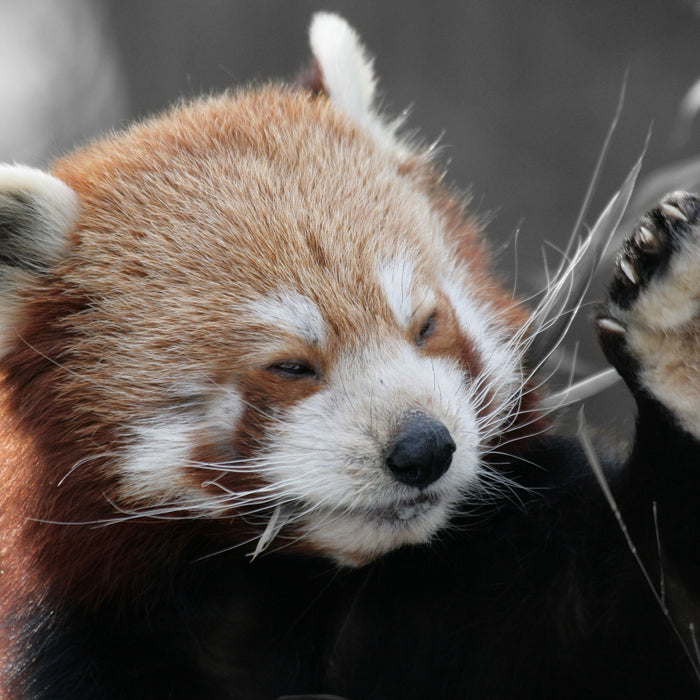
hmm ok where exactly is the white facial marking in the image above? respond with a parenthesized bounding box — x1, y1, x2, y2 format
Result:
(259, 338, 483, 563)
(377, 254, 416, 329)
(120, 385, 244, 512)
(247, 291, 327, 346)
(442, 269, 523, 413)
(122, 418, 199, 505)
(202, 384, 246, 435)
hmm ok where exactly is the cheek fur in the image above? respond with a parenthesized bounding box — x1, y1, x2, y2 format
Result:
(257, 343, 483, 524)
(418, 303, 485, 381)
(232, 370, 323, 458)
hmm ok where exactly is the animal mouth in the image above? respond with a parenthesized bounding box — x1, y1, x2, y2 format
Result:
(371, 492, 438, 523)
(295, 492, 441, 531)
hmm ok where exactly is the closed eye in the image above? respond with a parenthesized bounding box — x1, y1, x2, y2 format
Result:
(415, 311, 438, 346)
(268, 360, 319, 379)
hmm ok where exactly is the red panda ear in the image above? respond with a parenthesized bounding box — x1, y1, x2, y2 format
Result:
(307, 13, 408, 158)
(0, 165, 78, 350)
(0, 165, 77, 275)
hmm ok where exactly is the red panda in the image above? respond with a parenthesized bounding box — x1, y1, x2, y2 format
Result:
(1, 12, 700, 699)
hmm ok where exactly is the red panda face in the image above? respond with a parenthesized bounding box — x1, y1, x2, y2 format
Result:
(0, 15, 529, 570)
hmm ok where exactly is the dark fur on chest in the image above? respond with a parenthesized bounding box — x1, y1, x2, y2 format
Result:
(17, 432, 700, 699)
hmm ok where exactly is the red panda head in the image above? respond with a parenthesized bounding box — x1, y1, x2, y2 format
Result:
(0, 14, 533, 596)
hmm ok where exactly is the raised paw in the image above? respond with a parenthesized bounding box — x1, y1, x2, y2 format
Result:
(596, 191, 700, 439)
(607, 191, 700, 314)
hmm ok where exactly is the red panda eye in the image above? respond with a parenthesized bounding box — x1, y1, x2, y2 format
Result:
(416, 311, 438, 346)
(268, 361, 318, 379)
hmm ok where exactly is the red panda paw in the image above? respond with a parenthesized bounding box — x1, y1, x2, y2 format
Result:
(596, 191, 700, 438)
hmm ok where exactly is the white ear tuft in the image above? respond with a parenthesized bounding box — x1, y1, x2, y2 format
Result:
(309, 13, 407, 158)
(309, 13, 378, 124)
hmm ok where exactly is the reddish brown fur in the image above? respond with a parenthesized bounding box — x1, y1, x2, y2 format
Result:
(0, 85, 533, 623)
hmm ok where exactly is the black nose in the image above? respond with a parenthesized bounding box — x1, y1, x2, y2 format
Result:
(385, 415, 456, 489)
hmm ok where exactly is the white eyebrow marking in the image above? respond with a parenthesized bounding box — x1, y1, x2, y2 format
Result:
(377, 254, 416, 329)
(378, 254, 438, 329)
(247, 291, 327, 345)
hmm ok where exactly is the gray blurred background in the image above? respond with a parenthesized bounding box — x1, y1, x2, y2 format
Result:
(3, 0, 700, 439)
